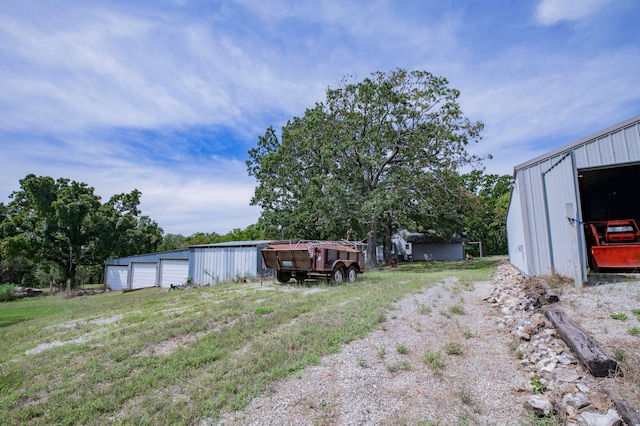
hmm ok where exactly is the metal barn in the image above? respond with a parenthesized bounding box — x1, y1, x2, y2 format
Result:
(104, 240, 273, 290)
(506, 115, 640, 285)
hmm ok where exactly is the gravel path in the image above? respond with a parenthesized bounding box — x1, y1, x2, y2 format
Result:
(219, 276, 531, 425)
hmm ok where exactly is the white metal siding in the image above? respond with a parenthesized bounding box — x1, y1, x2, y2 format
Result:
(105, 265, 128, 291)
(507, 179, 527, 273)
(131, 263, 157, 289)
(542, 153, 584, 284)
(191, 247, 258, 285)
(159, 259, 189, 288)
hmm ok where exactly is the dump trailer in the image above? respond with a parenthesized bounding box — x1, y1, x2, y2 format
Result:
(261, 240, 365, 284)
(584, 219, 640, 270)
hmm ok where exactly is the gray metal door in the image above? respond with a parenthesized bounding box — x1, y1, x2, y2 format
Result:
(543, 153, 585, 285)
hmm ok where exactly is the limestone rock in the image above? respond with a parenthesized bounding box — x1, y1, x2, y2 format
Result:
(578, 409, 621, 426)
(524, 395, 555, 416)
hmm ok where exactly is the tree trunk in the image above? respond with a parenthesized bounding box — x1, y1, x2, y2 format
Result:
(366, 218, 378, 269)
(384, 221, 392, 264)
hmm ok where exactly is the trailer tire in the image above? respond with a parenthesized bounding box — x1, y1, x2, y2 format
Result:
(331, 266, 345, 284)
(346, 266, 358, 283)
(276, 270, 291, 283)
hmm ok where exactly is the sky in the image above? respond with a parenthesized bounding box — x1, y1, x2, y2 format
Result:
(1, 0, 639, 236)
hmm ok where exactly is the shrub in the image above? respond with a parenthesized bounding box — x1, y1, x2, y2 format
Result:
(422, 349, 445, 372)
(442, 342, 463, 355)
(0, 284, 18, 302)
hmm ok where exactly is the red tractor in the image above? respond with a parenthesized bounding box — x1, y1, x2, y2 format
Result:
(584, 219, 640, 270)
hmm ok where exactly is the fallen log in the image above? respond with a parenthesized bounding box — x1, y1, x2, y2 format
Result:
(545, 307, 619, 377)
(602, 389, 640, 426)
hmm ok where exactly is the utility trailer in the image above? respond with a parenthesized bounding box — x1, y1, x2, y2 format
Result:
(261, 241, 365, 284)
(584, 219, 640, 270)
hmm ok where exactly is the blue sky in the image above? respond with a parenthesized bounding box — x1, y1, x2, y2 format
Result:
(1, 0, 639, 235)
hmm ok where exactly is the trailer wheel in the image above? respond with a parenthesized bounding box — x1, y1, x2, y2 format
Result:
(346, 266, 358, 283)
(331, 266, 345, 284)
(276, 270, 291, 283)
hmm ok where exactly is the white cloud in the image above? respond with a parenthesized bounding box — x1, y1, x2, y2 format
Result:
(535, 0, 614, 25)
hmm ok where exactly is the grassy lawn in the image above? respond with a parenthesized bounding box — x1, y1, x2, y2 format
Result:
(0, 258, 497, 425)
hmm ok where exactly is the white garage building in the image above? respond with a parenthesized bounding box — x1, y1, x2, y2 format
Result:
(507, 115, 640, 286)
(104, 240, 274, 290)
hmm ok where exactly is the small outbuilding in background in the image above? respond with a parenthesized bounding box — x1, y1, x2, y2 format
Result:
(507, 115, 640, 286)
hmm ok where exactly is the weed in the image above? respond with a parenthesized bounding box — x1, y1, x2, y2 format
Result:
(356, 357, 368, 368)
(508, 338, 525, 359)
(396, 342, 409, 354)
(628, 327, 640, 336)
(460, 326, 475, 339)
(253, 306, 275, 315)
(419, 305, 432, 314)
(448, 305, 466, 316)
(614, 349, 627, 362)
(377, 346, 386, 359)
(631, 308, 640, 319)
(530, 376, 546, 394)
(422, 349, 445, 372)
(457, 412, 470, 426)
(440, 309, 452, 319)
(443, 342, 463, 355)
(610, 313, 628, 320)
(530, 413, 558, 425)
(387, 361, 411, 373)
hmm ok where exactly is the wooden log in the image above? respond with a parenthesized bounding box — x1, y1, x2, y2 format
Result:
(545, 307, 619, 377)
(603, 390, 640, 426)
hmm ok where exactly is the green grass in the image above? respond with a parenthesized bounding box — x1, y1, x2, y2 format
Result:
(610, 313, 629, 320)
(442, 341, 463, 355)
(0, 259, 498, 425)
(422, 349, 445, 372)
(628, 327, 640, 336)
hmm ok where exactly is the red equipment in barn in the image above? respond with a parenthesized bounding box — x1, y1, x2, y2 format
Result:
(261, 240, 365, 284)
(584, 219, 640, 270)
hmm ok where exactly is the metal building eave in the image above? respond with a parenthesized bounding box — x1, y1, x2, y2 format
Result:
(514, 114, 640, 172)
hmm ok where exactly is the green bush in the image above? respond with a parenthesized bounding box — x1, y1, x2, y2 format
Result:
(0, 284, 18, 302)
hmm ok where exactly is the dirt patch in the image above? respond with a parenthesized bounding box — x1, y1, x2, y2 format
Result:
(137, 332, 207, 357)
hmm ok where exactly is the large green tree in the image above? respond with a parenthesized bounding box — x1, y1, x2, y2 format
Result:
(0, 174, 162, 289)
(460, 170, 513, 255)
(248, 69, 486, 266)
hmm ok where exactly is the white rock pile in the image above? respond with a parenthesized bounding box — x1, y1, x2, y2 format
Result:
(487, 262, 625, 426)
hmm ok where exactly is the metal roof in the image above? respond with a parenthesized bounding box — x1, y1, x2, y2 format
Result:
(514, 114, 640, 172)
(189, 239, 275, 248)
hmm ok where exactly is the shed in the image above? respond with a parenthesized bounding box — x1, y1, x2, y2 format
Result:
(506, 115, 640, 285)
(104, 240, 274, 290)
(392, 232, 467, 261)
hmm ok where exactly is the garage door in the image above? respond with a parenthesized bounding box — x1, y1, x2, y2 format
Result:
(105, 265, 128, 291)
(159, 259, 189, 288)
(131, 263, 157, 289)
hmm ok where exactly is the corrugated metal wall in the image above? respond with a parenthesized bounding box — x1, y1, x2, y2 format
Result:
(190, 246, 262, 285)
(507, 115, 640, 285)
(573, 121, 640, 167)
